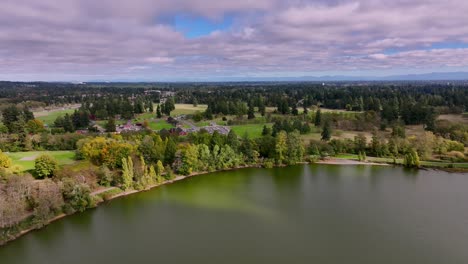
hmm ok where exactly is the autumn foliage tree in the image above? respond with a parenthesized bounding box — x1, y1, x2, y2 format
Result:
(34, 154, 59, 179)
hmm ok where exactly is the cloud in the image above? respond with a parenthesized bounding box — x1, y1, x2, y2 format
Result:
(369, 54, 388, 60)
(145, 57, 175, 64)
(0, 0, 468, 80)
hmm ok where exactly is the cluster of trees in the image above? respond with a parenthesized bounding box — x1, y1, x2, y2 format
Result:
(1, 105, 35, 134)
(53, 110, 90, 133)
(79, 95, 154, 120)
(74, 127, 307, 179)
(270, 118, 311, 135)
(308, 130, 466, 163)
(0, 132, 86, 152)
(205, 100, 249, 116)
(0, 154, 94, 235)
(178, 84, 466, 130)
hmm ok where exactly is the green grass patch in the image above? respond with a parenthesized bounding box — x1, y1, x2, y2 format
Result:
(148, 120, 174, 130)
(231, 124, 271, 139)
(94, 188, 124, 200)
(7, 151, 76, 171)
(34, 109, 76, 126)
(134, 112, 155, 121)
(171, 104, 208, 115)
(335, 154, 359, 159)
(195, 121, 211, 127)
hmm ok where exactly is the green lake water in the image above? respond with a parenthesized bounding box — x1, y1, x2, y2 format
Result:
(1, 165, 468, 264)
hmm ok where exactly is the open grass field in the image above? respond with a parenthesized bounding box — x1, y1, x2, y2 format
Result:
(195, 121, 212, 127)
(438, 114, 468, 124)
(34, 109, 77, 125)
(133, 113, 174, 130)
(172, 104, 208, 115)
(231, 123, 271, 139)
(6, 150, 76, 171)
(300, 133, 322, 142)
(148, 120, 174, 130)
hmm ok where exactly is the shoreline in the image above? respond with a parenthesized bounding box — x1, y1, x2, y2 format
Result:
(1, 159, 464, 246)
(316, 158, 389, 166)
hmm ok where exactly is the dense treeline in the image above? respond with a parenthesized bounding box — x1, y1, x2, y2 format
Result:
(190, 85, 467, 127)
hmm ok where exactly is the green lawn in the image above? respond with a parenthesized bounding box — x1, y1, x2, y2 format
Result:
(148, 120, 174, 130)
(7, 151, 76, 171)
(195, 121, 212, 127)
(231, 124, 271, 139)
(171, 104, 208, 115)
(134, 112, 155, 121)
(34, 109, 76, 125)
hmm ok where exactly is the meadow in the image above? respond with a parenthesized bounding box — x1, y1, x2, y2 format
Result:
(34, 109, 77, 126)
(172, 104, 208, 115)
(231, 123, 272, 139)
(6, 151, 76, 171)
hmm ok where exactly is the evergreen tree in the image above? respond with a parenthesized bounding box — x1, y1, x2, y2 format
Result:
(321, 121, 332, 141)
(156, 104, 162, 118)
(2, 105, 23, 133)
(164, 137, 177, 165)
(258, 98, 266, 116)
(262, 125, 272, 136)
(314, 109, 322, 127)
(292, 104, 299, 116)
(105, 118, 116, 132)
(63, 114, 75, 133)
(247, 103, 255, 119)
(163, 97, 175, 116)
(226, 130, 240, 151)
(23, 107, 34, 121)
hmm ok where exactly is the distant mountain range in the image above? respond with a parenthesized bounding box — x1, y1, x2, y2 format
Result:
(88, 71, 468, 83)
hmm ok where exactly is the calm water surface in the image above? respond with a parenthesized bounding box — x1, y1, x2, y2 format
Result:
(1, 165, 468, 264)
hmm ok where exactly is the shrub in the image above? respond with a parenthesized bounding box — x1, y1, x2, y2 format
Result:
(34, 154, 59, 179)
(263, 159, 274, 168)
(60, 178, 92, 213)
(0, 150, 12, 168)
(164, 165, 175, 180)
(444, 151, 466, 162)
(98, 165, 114, 187)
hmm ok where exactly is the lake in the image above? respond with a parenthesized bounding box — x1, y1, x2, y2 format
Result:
(1, 165, 468, 264)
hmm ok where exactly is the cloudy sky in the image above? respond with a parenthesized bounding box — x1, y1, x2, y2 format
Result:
(1, 0, 468, 81)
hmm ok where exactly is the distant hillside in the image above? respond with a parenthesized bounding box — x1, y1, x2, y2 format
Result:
(87, 72, 468, 82)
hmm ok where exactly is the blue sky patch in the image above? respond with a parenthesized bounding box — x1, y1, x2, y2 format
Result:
(383, 42, 468, 55)
(174, 14, 233, 39)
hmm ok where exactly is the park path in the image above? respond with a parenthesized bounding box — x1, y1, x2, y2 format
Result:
(90, 186, 118, 196)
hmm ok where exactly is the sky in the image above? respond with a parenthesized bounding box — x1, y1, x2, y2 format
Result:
(1, 0, 468, 81)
